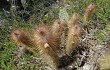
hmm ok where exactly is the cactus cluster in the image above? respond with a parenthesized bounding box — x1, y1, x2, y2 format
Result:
(11, 3, 96, 70)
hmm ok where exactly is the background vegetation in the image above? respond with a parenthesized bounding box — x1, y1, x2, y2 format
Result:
(0, 0, 110, 70)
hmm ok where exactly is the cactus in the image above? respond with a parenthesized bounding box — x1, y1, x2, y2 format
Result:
(84, 3, 96, 33)
(66, 13, 84, 55)
(34, 25, 60, 69)
(11, 29, 37, 52)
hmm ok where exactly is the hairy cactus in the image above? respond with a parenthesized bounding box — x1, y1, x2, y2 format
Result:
(66, 13, 84, 55)
(11, 29, 37, 52)
(84, 3, 96, 33)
